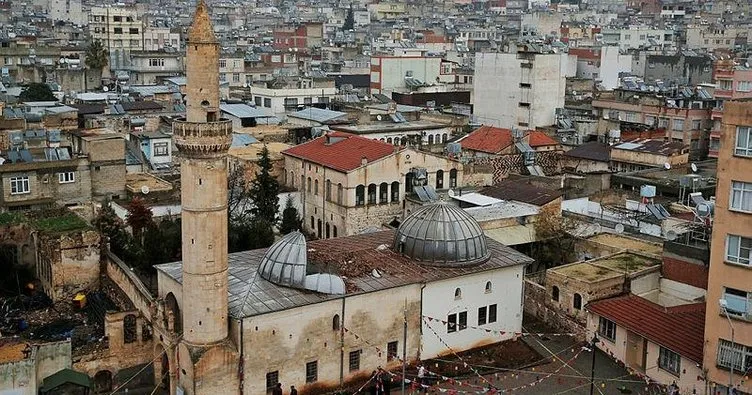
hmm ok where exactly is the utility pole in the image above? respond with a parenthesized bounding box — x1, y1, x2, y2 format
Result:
(589, 335, 599, 395)
(402, 300, 407, 395)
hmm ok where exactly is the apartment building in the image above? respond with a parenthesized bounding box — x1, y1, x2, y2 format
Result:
(219, 53, 246, 88)
(46, 0, 86, 26)
(709, 60, 752, 158)
(703, 100, 752, 395)
(686, 25, 748, 51)
(123, 51, 183, 84)
(601, 27, 674, 50)
(473, 50, 567, 129)
(369, 55, 442, 97)
(89, 5, 143, 69)
(142, 26, 181, 51)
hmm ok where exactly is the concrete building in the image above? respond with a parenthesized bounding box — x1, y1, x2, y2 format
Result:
(122, 51, 183, 85)
(0, 340, 79, 395)
(247, 85, 337, 115)
(709, 60, 752, 158)
(610, 139, 689, 172)
(369, 55, 442, 97)
(89, 5, 144, 70)
(570, 46, 632, 90)
(703, 100, 752, 395)
(601, 27, 674, 50)
(473, 51, 566, 129)
(142, 26, 181, 51)
(46, 0, 86, 26)
(686, 25, 748, 51)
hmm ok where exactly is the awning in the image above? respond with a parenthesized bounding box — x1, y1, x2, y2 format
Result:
(484, 224, 537, 246)
(39, 368, 92, 393)
(450, 193, 503, 207)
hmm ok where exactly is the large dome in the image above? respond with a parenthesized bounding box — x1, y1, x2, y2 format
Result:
(394, 202, 490, 266)
(258, 231, 307, 288)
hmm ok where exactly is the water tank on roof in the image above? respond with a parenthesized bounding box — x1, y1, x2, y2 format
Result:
(697, 201, 715, 217)
(608, 129, 621, 139)
(640, 185, 656, 198)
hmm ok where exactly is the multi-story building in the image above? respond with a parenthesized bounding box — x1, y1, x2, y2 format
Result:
(281, 132, 463, 237)
(709, 60, 752, 158)
(219, 53, 246, 88)
(89, 5, 143, 69)
(601, 26, 674, 50)
(473, 49, 567, 129)
(248, 77, 337, 115)
(703, 100, 752, 395)
(46, 0, 86, 26)
(142, 26, 181, 51)
(686, 25, 748, 51)
(369, 54, 442, 97)
(123, 51, 183, 84)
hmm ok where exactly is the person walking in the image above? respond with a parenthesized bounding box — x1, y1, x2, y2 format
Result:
(290, 385, 298, 395)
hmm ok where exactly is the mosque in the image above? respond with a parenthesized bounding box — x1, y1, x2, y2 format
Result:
(149, 1, 534, 394)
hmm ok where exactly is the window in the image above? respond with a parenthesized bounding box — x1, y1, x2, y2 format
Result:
(454, 288, 462, 300)
(449, 169, 457, 188)
(154, 142, 169, 156)
(645, 115, 656, 126)
(129, 27, 139, 34)
(727, 235, 752, 265)
(391, 181, 400, 202)
(447, 313, 457, 333)
(478, 306, 487, 325)
(405, 173, 414, 193)
(598, 317, 616, 341)
(263, 98, 271, 108)
(114, 27, 123, 34)
(348, 350, 361, 372)
(307, 177, 312, 193)
(113, 15, 122, 22)
(735, 127, 752, 157)
(58, 172, 75, 183)
(10, 176, 30, 195)
(692, 119, 702, 130)
(573, 293, 582, 310)
(337, 183, 343, 204)
(436, 170, 444, 189)
(379, 182, 388, 203)
(219, 59, 227, 68)
(488, 304, 497, 323)
(305, 361, 318, 383)
(658, 347, 681, 376)
(672, 119, 684, 131)
(723, 287, 751, 318)
(326, 180, 332, 201)
(485, 281, 492, 293)
(730, 181, 752, 212)
(266, 371, 279, 391)
(314, 179, 319, 195)
(739, 82, 752, 92)
(717, 339, 752, 372)
(149, 58, 165, 67)
(284, 98, 299, 108)
(387, 341, 398, 362)
(332, 314, 340, 331)
(720, 80, 733, 91)
(458, 311, 467, 330)
(367, 184, 377, 204)
(658, 118, 669, 128)
(355, 185, 365, 206)
(552, 286, 559, 301)
(233, 73, 240, 83)
(255, 97, 262, 106)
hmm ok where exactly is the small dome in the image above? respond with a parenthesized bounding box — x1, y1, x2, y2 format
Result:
(394, 202, 490, 266)
(258, 231, 307, 287)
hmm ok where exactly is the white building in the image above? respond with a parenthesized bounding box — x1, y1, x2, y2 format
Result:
(601, 27, 674, 50)
(89, 6, 144, 69)
(142, 27, 181, 51)
(131, 131, 173, 171)
(247, 86, 337, 115)
(473, 51, 567, 129)
(370, 55, 442, 97)
(47, 0, 86, 26)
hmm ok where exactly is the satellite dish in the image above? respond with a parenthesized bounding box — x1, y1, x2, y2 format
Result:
(691, 163, 698, 173)
(664, 162, 671, 170)
(666, 230, 678, 241)
(141, 185, 150, 194)
(0, 157, 4, 165)
(102, 86, 109, 92)
(615, 223, 625, 234)
(376, 114, 383, 121)
(561, 136, 568, 143)
(447, 189, 455, 197)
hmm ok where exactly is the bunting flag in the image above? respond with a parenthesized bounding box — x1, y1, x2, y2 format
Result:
(422, 315, 578, 337)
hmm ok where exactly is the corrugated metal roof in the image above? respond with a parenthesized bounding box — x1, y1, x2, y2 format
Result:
(220, 103, 273, 119)
(289, 107, 348, 123)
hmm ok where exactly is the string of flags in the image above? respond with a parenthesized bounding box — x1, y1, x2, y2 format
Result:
(343, 326, 406, 363)
(422, 315, 578, 338)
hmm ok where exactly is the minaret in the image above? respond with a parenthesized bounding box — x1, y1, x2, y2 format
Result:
(173, 0, 231, 346)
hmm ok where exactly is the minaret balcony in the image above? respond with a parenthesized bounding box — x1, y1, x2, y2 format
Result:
(172, 118, 232, 157)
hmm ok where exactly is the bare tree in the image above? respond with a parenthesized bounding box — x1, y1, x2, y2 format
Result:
(531, 205, 578, 272)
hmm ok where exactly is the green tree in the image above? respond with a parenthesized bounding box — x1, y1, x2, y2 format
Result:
(279, 195, 301, 234)
(125, 197, 154, 241)
(228, 218, 274, 252)
(248, 146, 280, 225)
(342, 5, 355, 31)
(18, 83, 56, 102)
(84, 40, 109, 90)
(93, 202, 129, 253)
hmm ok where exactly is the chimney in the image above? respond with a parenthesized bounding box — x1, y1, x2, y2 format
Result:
(361, 156, 368, 166)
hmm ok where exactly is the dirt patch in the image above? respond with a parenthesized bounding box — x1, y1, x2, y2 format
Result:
(423, 338, 543, 377)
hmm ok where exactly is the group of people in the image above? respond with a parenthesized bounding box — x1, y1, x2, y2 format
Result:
(368, 367, 392, 394)
(271, 383, 297, 395)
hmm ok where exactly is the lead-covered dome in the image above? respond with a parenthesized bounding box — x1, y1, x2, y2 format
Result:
(394, 202, 490, 266)
(258, 231, 307, 288)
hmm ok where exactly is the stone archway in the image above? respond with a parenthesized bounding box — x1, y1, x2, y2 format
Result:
(165, 292, 181, 334)
(93, 370, 113, 394)
(154, 344, 171, 392)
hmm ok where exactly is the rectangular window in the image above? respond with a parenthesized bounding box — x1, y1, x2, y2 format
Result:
(730, 181, 752, 212)
(478, 306, 487, 325)
(488, 304, 497, 323)
(255, 96, 262, 106)
(658, 118, 669, 128)
(114, 27, 123, 34)
(154, 142, 169, 156)
(232, 73, 240, 83)
(265, 371, 279, 391)
(723, 287, 750, 318)
(672, 119, 684, 131)
(387, 341, 398, 362)
(149, 58, 165, 67)
(305, 361, 318, 383)
(264, 98, 271, 108)
(692, 119, 702, 130)
(284, 98, 299, 108)
(735, 127, 752, 157)
(717, 339, 752, 372)
(10, 176, 30, 195)
(113, 15, 122, 22)
(349, 350, 361, 372)
(658, 347, 681, 376)
(739, 81, 752, 92)
(219, 59, 227, 68)
(58, 172, 75, 183)
(598, 317, 616, 341)
(447, 313, 457, 333)
(645, 115, 656, 126)
(720, 80, 733, 90)
(458, 311, 467, 330)
(129, 27, 139, 34)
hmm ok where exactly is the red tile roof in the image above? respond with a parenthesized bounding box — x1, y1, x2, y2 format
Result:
(460, 126, 515, 154)
(569, 48, 600, 61)
(586, 295, 705, 363)
(282, 132, 398, 172)
(528, 131, 559, 147)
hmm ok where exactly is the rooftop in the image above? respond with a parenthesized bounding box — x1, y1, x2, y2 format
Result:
(331, 120, 447, 134)
(228, 142, 290, 161)
(288, 107, 349, 124)
(564, 141, 610, 162)
(282, 132, 398, 173)
(459, 126, 559, 155)
(479, 180, 563, 207)
(0, 341, 29, 363)
(551, 252, 660, 283)
(587, 295, 705, 363)
(156, 230, 532, 318)
(125, 173, 173, 194)
(586, 233, 663, 256)
(612, 139, 687, 156)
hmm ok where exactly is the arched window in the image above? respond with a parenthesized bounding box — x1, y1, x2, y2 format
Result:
(405, 173, 414, 193)
(314, 179, 319, 195)
(355, 185, 365, 206)
(449, 169, 457, 188)
(573, 293, 582, 310)
(337, 183, 343, 204)
(332, 314, 340, 331)
(387, 137, 393, 144)
(290, 172, 295, 187)
(428, 135, 434, 145)
(436, 170, 444, 189)
(367, 184, 377, 204)
(391, 181, 400, 202)
(442, 133, 448, 143)
(333, 225, 338, 237)
(401, 137, 408, 145)
(485, 281, 492, 293)
(307, 177, 312, 193)
(454, 288, 462, 300)
(326, 180, 332, 201)
(379, 182, 388, 203)
(124, 314, 137, 344)
(165, 292, 181, 333)
(552, 286, 560, 302)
